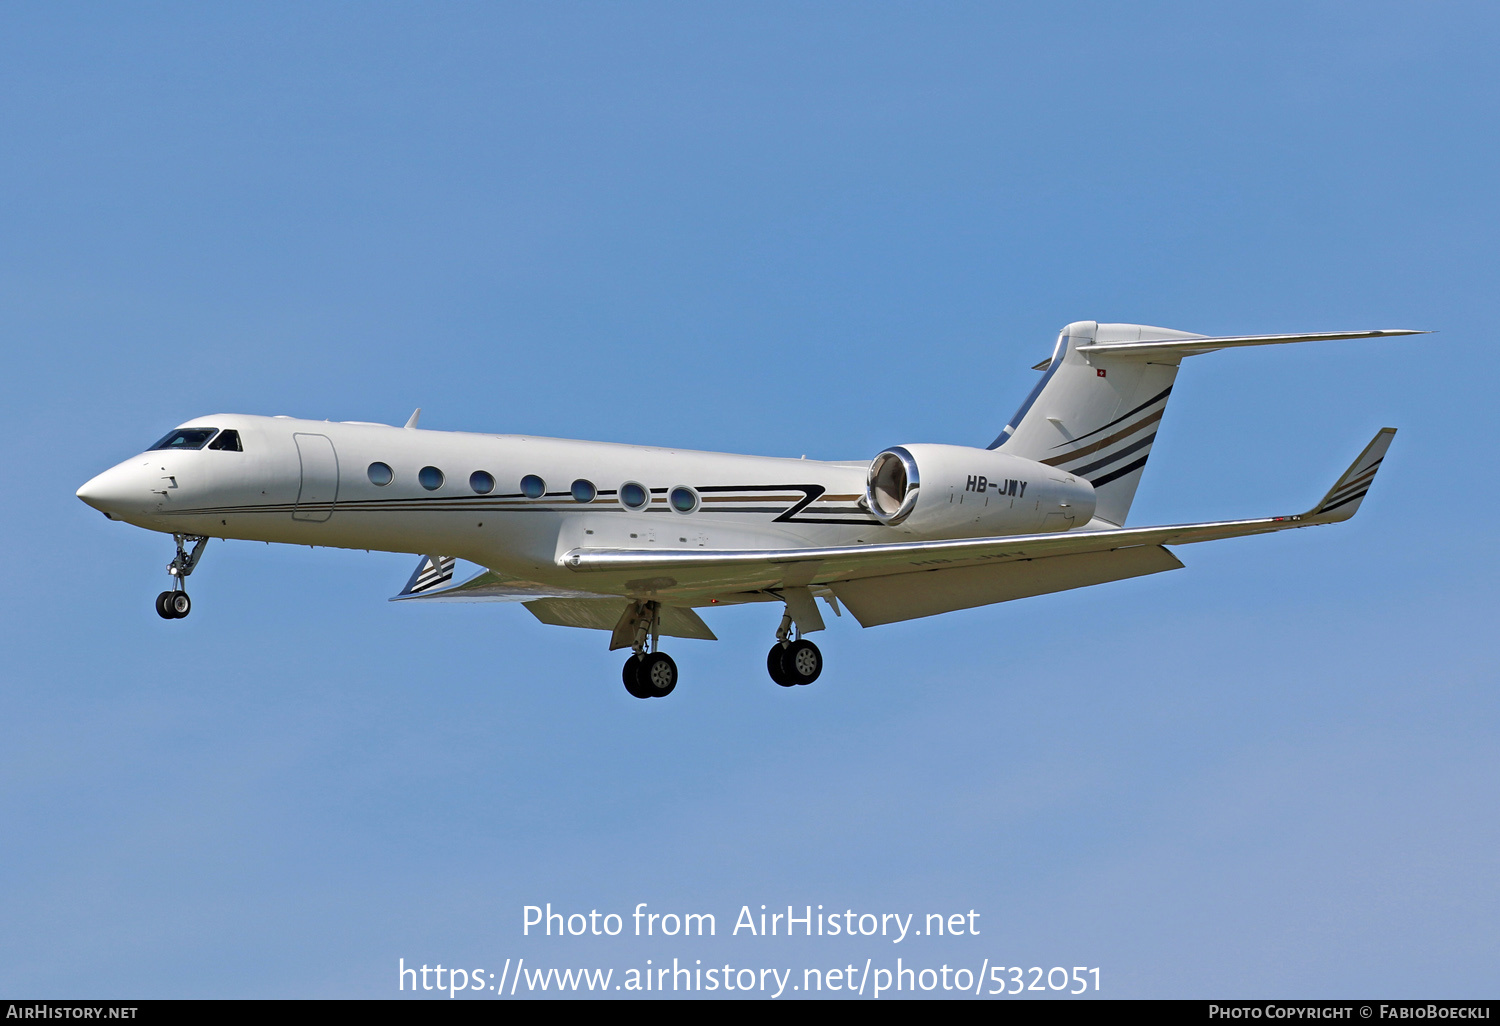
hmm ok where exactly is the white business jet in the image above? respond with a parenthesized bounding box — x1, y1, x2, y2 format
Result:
(78, 321, 1417, 699)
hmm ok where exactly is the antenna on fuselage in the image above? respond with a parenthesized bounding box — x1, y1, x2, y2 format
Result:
(404, 408, 421, 429)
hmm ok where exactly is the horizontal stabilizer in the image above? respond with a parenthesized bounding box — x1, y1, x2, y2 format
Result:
(1075, 329, 1426, 359)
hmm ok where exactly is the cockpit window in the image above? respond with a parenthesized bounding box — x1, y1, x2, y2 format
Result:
(207, 429, 242, 452)
(149, 428, 218, 451)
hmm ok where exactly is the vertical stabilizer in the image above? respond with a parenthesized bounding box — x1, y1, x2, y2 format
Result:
(992, 321, 1201, 526)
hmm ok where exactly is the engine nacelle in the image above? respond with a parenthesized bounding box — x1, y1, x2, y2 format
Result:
(865, 444, 1096, 537)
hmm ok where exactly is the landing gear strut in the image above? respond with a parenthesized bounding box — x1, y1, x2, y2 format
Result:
(619, 600, 678, 699)
(156, 534, 207, 620)
(767, 608, 823, 687)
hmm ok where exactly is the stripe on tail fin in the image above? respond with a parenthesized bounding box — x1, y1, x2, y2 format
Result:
(994, 321, 1196, 526)
(1037, 383, 1173, 487)
(993, 321, 1417, 528)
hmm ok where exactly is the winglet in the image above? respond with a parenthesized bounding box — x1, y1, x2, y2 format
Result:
(404, 408, 421, 429)
(1306, 428, 1397, 522)
(395, 554, 455, 598)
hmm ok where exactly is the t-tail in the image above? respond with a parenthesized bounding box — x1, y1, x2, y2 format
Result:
(990, 321, 1425, 527)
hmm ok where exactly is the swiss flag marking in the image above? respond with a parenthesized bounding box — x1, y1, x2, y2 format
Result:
(1096, 368, 1107, 377)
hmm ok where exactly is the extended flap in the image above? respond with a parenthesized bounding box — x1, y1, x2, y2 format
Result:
(523, 599, 717, 642)
(831, 545, 1183, 627)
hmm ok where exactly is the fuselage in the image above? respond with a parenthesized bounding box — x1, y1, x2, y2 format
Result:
(77, 413, 1094, 598)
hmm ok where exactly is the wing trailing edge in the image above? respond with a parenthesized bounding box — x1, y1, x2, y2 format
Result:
(833, 545, 1185, 627)
(525, 598, 717, 644)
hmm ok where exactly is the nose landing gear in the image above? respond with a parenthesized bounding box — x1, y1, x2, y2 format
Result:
(156, 534, 207, 620)
(156, 590, 191, 619)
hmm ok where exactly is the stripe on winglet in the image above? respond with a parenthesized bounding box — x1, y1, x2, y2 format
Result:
(401, 555, 456, 596)
(1316, 488, 1370, 516)
(1307, 429, 1396, 521)
(1320, 462, 1382, 507)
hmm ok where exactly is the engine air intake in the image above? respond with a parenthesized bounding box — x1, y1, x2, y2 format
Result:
(866, 447, 920, 525)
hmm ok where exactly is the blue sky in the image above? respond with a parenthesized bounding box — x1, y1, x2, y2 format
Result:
(2, 2, 1496, 998)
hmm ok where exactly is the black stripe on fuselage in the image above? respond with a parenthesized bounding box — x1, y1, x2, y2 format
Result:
(157, 483, 883, 526)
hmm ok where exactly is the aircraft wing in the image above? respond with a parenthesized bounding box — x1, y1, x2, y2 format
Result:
(558, 429, 1396, 623)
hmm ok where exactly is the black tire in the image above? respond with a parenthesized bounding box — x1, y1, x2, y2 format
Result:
(767, 644, 795, 687)
(156, 591, 175, 620)
(638, 652, 678, 697)
(622, 656, 652, 699)
(782, 639, 822, 685)
(168, 592, 191, 618)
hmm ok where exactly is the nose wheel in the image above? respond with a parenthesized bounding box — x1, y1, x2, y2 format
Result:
(156, 590, 191, 619)
(156, 534, 207, 620)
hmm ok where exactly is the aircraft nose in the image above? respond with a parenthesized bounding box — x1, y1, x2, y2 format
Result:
(77, 462, 147, 519)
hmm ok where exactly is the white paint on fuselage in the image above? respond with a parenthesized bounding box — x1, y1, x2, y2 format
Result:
(77, 413, 1088, 599)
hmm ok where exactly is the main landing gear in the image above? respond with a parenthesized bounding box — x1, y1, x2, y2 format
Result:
(766, 608, 823, 687)
(620, 600, 678, 699)
(156, 534, 207, 620)
(616, 593, 828, 698)
(623, 651, 678, 699)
